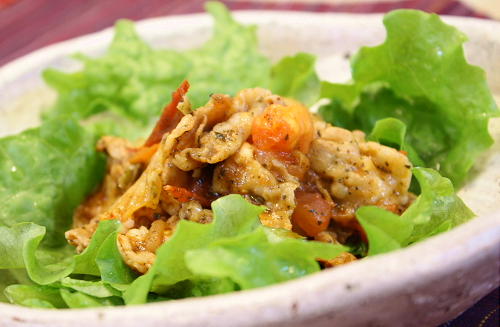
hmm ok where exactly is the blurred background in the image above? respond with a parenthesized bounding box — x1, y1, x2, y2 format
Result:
(0, 0, 498, 326)
(0, 0, 499, 67)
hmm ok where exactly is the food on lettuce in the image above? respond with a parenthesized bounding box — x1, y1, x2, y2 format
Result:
(0, 2, 497, 308)
(66, 84, 413, 274)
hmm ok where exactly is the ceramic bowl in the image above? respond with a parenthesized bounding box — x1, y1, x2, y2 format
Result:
(0, 11, 499, 327)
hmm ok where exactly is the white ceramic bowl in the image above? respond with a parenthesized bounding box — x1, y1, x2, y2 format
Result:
(0, 11, 499, 327)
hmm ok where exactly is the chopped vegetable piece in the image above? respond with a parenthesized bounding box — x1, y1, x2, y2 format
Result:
(292, 191, 333, 237)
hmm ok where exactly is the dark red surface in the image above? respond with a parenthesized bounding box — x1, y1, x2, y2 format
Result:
(0, 0, 488, 67)
(0, 1, 498, 326)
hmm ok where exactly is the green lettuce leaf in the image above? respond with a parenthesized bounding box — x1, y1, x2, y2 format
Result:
(43, 2, 321, 138)
(42, 2, 272, 133)
(0, 118, 105, 247)
(356, 206, 412, 256)
(269, 53, 320, 106)
(0, 222, 74, 285)
(184, 1, 272, 107)
(60, 277, 121, 298)
(6, 277, 122, 308)
(4, 284, 67, 308)
(152, 194, 264, 286)
(320, 10, 499, 186)
(156, 277, 237, 300)
(0, 219, 126, 293)
(0, 223, 46, 270)
(73, 220, 122, 275)
(357, 167, 474, 255)
(0, 270, 31, 302)
(404, 168, 474, 243)
(0, 220, 130, 306)
(95, 231, 137, 284)
(59, 288, 123, 308)
(42, 23, 189, 125)
(186, 228, 344, 289)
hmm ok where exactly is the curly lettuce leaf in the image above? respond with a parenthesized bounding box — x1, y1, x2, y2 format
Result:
(404, 168, 474, 243)
(4, 284, 67, 308)
(73, 220, 122, 276)
(43, 22, 189, 125)
(1, 221, 128, 306)
(60, 277, 121, 298)
(151, 194, 264, 286)
(43, 2, 273, 133)
(0, 219, 127, 300)
(184, 2, 271, 107)
(0, 118, 105, 247)
(356, 207, 412, 256)
(0, 223, 46, 270)
(156, 277, 237, 300)
(186, 228, 344, 289)
(95, 231, 137, 285)
(0, 223, 74, 285)
(320, 10, 499, 187)
(42, 2, 318, 134)
(269, 53, 320, 106)
(59, 288, 123, 308)
(5, 278, 123, 309)
(124, 195, 343, 304)
(0, 270, 31, 302)
(357, 167, 474, 255)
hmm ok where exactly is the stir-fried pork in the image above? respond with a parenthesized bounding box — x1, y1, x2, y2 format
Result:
(309, 120, 413, 227)
(66, 85, 414, 273)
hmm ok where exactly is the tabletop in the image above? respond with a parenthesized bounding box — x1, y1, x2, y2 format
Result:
(1, 0, 498, 67)
(0, 0, 498, 326)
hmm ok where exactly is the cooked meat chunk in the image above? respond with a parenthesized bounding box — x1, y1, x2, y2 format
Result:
(188, 111, 254, 164)
(309, 120, 412, 227)
(213, 142, 299, 229)
(178, 200, 213, 224)
(118, 227, 158, 274)
(172, 94, 232, 171)
(117, 217, 179, 274)
(232, 88, 276, 113)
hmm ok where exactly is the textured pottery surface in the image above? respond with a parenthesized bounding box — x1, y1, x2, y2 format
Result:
(0, 11, 499, 327)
